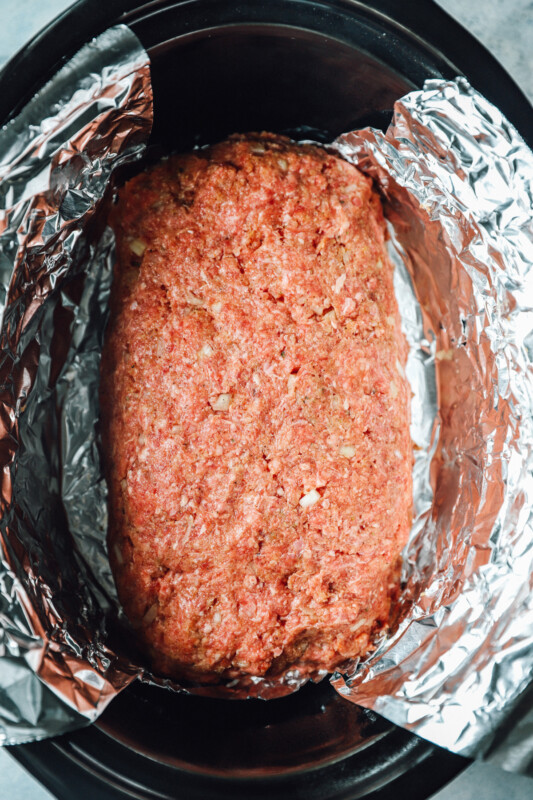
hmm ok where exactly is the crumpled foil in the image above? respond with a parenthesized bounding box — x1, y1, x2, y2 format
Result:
(0, 18, 531, 762)
(331, 79, 533, 758)
(0, 24, 153, 744)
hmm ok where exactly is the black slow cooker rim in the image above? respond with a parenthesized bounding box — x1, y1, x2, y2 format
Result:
(0, 0, 531, 146)
(1, 1, 527, 798)
(10, 708, 469, 800)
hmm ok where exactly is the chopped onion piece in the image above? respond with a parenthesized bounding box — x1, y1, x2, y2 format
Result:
(436, 348, 454, 361)
(113, 543, 124, 566)
(142, 603, 158, 625)
(129, 238, 147, 257)
(342, 297, 356, 315)
(198, 343, 214, 358)
(323, 309, 337, 329)
(395, 358, 405, 378)
(299, 489, 320, 508)
(340, 444, 356, 459)
(210, 393, 233, 411)
(334, 273, 346, 293)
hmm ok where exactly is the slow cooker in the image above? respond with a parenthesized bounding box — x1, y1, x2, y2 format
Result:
(1, 1, 532, 798)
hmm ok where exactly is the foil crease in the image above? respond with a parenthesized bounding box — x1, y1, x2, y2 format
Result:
(331, 78, 533, 758)
(0, 25, 153, 745)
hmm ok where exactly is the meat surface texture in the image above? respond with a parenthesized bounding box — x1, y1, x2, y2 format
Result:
(100, 133, 412, 682)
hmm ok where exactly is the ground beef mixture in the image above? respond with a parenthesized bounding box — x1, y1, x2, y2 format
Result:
(100, 133, 412, 682)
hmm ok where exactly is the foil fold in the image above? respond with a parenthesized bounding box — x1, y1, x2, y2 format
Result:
(331, 78, 533, 758)
(0, 25, 153, 745)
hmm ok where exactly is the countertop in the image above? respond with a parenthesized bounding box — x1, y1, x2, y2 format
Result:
(0, 1, 531, 799)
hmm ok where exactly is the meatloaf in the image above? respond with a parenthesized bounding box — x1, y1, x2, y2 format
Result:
(100, 133, 412, 682)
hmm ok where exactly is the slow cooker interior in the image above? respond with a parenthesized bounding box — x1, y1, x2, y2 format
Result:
(122, 0, 461, 156)
(146, 24, 412, 151)
(98, 679, 391, 776)
(95, 7, 464, 793)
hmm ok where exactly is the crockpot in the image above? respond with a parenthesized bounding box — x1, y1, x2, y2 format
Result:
(2, 2, 532, 798)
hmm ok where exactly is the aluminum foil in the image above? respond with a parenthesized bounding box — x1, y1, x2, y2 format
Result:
(331, 79, 533, 758)
(0, 20, 531, 762)
(0, 24, 153, 744)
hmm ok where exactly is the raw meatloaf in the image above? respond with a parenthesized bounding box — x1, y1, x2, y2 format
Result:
(100, 133, 412, 682)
